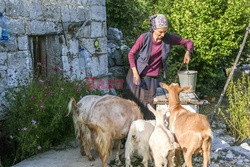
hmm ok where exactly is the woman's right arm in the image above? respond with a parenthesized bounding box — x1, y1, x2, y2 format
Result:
(128, 34, 144, 85)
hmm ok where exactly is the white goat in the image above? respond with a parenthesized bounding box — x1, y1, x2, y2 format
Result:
(147, 104, 178, 167)
(125, 119, 155, 167)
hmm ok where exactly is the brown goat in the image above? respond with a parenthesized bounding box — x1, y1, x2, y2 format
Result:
(68, 95, 143, 167)
(160, 83, 213, 167)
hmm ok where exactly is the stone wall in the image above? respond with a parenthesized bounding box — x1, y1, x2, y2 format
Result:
(0, 0, 108, 118)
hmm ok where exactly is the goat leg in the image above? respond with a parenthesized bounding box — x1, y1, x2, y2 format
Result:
(115, 140, 122, 165)
(80, 130, 95, 161)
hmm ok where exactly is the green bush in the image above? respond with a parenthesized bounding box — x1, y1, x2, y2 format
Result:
(219, 73, 250, 142)
(2, 75, 101, 166)
(153, 0, 249, 94)
(107, 0, 249, 95)
(106, 0, 151, 45)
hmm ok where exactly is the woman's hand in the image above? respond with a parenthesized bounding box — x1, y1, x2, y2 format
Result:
(132, 67, 140, 85)
(183, 50, 191, 64)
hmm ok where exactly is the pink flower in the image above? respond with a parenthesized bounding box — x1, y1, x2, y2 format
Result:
(75, 88, 80, 93)
(37, 145, 42, 150)
(49, 90, 54, 95)
(40, 104, 45, 109)
(70, 66, 73, 73)
(31, 96, 37, 102)
(44, 94, 48, 98)
(53, 67, 62, 73)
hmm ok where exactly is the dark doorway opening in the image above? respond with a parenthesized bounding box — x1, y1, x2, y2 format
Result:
(30, 35, 63, 78)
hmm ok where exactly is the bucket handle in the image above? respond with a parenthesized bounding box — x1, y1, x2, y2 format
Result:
(174, 62, 184, 82)
(186, 64, 189, 71)
(174, 63, 191, 83)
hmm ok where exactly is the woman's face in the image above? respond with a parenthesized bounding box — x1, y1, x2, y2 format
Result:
(153, 27, 167, 41)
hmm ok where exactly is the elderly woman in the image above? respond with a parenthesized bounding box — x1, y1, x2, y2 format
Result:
(124, 14, 194, 120)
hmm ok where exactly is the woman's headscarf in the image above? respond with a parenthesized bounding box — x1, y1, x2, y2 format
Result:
(149, 14, 168, 32)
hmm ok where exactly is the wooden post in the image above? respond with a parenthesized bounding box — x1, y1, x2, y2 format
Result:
(210, 23, 250, 124)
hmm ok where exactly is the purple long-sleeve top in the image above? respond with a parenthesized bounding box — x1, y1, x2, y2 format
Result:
(128, 33, 194, 76)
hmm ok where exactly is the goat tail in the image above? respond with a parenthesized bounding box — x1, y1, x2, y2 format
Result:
(67, 97, 78, 116)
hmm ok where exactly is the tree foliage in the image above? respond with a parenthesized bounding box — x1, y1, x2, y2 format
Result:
(219, 74, 250, 142)
(106, 0, 250, 95)
(106, 0, 151, 45)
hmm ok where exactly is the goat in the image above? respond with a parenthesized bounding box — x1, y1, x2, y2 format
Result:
(67, 95, 100, 160)
(160, 83, 213, 167)
(147, 104, 178, 167)
(125, 119, 155, 167)
(68, 94, 143, 167)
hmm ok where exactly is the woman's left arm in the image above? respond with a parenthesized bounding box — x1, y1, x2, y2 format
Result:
(171, 34, 194, 64)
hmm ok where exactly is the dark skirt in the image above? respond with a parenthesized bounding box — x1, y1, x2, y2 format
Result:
(124, 69, 161, 120)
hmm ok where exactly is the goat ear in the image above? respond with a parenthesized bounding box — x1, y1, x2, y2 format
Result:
(159, 82, 169, 89)
(147, 104, 156, 116)
(180, 86, 192, 92)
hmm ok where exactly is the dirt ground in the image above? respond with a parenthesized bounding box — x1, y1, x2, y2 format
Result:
(13, 147, 118, 167)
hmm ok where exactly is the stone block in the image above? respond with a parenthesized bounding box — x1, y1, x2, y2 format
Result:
(18, 36, 29, 51)
(62, 55, 70, 76)
(43, 4, 61, 22)
(0, 0, 5, 13)
(28, 20, 63, 35)
(0, 70, 7, 80)
(98, 37, 108, 54)
(0, 36, 18, 52)
(6, 68, 18, 88)
(77, 6, 86, 21)
(29, 1, 43, 20)
(68, 39, 79, 55)
(76, 0, 88, 5)
(61, 5, 71, 22)
(77, 23, 91, 38)
(8, 19, 26, 35)
(5, 0, 29, 17)
(70, 57, 80, 80)
(91, 21, 103, 38)
(88, 0, 105, 6)
(0, 53, 7, 65)
(69, 5, 78, 22)
(80, 38, 96, 54)
(7, 51, 32, 70)
(90, 5, 106, 21)
(0, 65, 7, 71)
(91, 54, 108, 77)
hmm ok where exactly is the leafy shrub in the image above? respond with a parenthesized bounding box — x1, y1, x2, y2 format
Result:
(153, 0, 249, 94)
(219, 73, 250, 142)
(106, 0, 151, 45)
(2, 75, 101, 166)
(107, 0, 249, 95)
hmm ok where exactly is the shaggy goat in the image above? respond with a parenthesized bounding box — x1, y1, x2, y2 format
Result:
(67, 95, 100, 160)
(68, 95, 143, 167)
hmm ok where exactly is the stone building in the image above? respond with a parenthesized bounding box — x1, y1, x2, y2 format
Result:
(0, 0, 109, 118)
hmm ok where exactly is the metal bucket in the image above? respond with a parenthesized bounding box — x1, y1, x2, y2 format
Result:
(178, 70, 197, 92)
